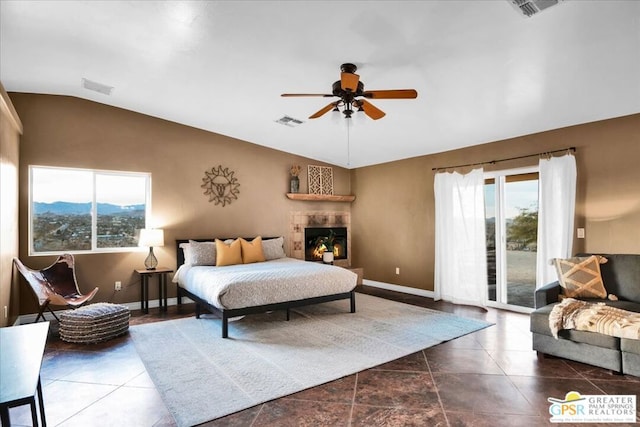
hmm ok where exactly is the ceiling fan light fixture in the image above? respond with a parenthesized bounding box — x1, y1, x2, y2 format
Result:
(282, 63, 417, 121)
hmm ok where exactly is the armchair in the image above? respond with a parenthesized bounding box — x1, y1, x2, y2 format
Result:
(13, 254, 99, 322)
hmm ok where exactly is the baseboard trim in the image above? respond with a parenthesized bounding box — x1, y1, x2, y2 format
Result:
(15, 297, 195, 325)
(362, 279, 435, 299)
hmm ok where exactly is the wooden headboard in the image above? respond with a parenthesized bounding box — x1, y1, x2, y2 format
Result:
(176, 237, 280, 267)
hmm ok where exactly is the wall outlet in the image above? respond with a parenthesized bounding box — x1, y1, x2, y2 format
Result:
(577, 228, 585, 239)
(395, 267, 400, 275)
(3, 306, 7, 319)
(115, 281, 122, 291)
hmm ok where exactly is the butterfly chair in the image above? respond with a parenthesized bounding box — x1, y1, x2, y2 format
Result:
(13, 254, 99, 322)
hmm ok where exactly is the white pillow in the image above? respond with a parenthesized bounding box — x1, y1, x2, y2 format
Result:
(183, 240, 217, 266)
(179, 242, 191, 264)
(262, 237, 286, 260)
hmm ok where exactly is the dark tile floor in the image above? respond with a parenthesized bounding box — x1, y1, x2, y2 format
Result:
(8, 285, 640, 427)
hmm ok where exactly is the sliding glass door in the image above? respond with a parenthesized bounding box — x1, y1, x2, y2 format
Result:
(485, 167, 538, 311)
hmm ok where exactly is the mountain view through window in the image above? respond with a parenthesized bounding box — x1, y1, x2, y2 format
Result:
(30, 166, 149, 253)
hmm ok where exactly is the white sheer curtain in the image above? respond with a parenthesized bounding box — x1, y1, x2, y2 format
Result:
(536, 153, 577, 288)
(434, 168, 487, 307)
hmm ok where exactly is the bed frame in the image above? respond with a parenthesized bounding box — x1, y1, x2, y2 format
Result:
(175, 238, 356, 338)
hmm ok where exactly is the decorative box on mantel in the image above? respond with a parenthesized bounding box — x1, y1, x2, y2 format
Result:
(286, 193, 355, 202)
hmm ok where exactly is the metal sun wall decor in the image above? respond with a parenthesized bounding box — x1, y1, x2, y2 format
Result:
(201, 165, 240, 207)
(307, 165, 334, 195)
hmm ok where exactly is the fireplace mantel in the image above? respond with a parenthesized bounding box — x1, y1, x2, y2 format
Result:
(286, 193, 355, 202)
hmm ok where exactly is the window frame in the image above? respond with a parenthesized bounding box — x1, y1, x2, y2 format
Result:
(28, 165, 152, 256)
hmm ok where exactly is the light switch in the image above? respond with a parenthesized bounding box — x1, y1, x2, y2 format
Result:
(577, 228, 585, 239)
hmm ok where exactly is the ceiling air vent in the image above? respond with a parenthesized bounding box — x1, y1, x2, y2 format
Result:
(81, 78, 114, 95)
(275, 115, 304, 127)
(509, 0, 563, 17)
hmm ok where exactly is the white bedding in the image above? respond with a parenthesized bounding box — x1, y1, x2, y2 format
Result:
(173, 257, 357, 310)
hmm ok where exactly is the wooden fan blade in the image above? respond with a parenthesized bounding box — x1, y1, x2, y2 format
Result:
(362, 89, 418, 99)
(309, 102, 337, 119)
(359, 99, 386, 120)
(341, 72, 360, 92)
(281, 93, 334, 97)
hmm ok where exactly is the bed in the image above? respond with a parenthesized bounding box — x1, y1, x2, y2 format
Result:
(173, 237, 357, 337)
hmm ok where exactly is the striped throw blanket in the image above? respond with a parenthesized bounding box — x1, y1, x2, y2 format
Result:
(549, 298, 640, 340)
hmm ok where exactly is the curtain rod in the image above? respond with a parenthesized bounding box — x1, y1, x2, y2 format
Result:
(432, 147, 576, 171)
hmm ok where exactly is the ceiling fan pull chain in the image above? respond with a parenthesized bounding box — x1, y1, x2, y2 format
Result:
(347, 119, 351, 167)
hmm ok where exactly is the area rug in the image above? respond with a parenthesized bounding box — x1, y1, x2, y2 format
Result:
(130, 293, 492, 426)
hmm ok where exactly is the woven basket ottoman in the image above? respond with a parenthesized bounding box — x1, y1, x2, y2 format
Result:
(59, 303, 130, 344)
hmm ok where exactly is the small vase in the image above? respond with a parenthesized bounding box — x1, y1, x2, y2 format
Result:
(290, 176, 300, 193)
(322, 251, 334, 264)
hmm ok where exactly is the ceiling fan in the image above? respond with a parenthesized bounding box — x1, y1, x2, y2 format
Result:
(281, 63, 418, 120)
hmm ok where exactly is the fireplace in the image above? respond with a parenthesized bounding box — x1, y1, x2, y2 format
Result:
(305, 227, 347, 262)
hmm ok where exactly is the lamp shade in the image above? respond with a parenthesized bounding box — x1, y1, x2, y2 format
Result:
(139, 229, 164, 247)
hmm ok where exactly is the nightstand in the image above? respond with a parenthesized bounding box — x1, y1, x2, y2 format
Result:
(135, 267, 174, 313)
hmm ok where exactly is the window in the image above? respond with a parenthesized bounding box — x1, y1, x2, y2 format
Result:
(30, 166, 150, 255)
(484, 167, 539, 311)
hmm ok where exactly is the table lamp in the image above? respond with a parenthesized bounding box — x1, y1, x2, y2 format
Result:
(139, 228, 164, 270)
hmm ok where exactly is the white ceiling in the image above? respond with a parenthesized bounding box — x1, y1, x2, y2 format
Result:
(1, 1, 639, 169)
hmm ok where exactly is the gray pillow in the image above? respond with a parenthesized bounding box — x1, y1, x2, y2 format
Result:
(262, 237, 286, 260)
(182, 240, 217, 266)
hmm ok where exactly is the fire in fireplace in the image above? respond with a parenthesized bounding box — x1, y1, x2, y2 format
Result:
(304, 227, 347, 262)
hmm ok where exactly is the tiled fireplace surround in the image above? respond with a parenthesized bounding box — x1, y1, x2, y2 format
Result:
(288, 211, 351, 268)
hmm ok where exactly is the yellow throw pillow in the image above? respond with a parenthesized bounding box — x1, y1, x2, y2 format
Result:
(553, 255, 608, 299)
(240, 236, 266, 264)
(215, 238, 242, 266)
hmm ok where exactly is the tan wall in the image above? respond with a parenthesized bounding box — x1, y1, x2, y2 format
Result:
(0, 83, 23, 326)
(351, 114, 640, 292)
(11, 93, 350, 315)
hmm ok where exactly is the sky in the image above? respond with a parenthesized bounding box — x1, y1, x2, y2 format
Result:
(485, 180, 538, 219)
(31, 167, 148, 205)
